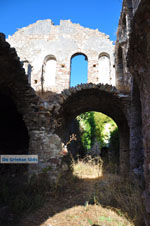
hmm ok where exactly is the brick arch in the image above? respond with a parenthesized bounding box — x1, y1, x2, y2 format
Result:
(55, 83, 130, 175)
(71, 52, 88, 61)
(44, 54, 57, 62)
(98, 52, 110, 59)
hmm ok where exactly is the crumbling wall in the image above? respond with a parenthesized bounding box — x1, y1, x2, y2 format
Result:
(117, 0, 150, 224)
(0, 33, 64, 182)
(132, 0, 141, 14)
(127, 1, 150, 224)
(54, 83, 131, 176)
(115, 0, 133, 93)
(7, 20, 115, 93)
(115, 0, 144, 179)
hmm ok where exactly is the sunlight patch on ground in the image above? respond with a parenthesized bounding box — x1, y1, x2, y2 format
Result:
(40, 205, 134, 226)
(72, 157, 103, 179)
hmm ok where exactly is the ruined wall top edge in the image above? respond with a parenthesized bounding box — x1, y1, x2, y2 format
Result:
(7, 19, 111, 41)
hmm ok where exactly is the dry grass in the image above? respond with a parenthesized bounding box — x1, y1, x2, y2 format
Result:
(95, 174, 145, 226)
(72, 156, 103, 179)
(17, 158, 145, 226)
(41, 204, 134, 226)
(71, 157, 145, 226)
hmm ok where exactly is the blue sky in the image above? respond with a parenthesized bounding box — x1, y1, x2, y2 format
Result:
(1, 0, 122, 86)
(1, 0, 122, 40)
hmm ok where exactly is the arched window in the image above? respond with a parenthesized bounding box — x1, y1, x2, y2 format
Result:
(98, 53, 110, 84)
(70, 53, 88, 87)
(43, 55, 56, 90)
(23, 61, 32, 84)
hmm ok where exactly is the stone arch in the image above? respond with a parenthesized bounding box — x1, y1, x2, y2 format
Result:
(70, 52, 88, 86)
(98, 52, 110, 84)
(56, 84, 130, 176)
(42, 55, 57, 91)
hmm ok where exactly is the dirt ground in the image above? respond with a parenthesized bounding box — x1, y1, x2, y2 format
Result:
(16, 175, 133, 226)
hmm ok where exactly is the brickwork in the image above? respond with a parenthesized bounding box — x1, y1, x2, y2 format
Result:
(117, 0, 150, 224)
(115, 0, 133, 93)
(1, 1, 150, 224)
(7, 20, 115, 93)
(0, 33, 64, 182)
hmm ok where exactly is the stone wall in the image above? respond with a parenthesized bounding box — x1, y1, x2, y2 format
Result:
(116, 0, 150, 224)
(7, 20, 115, 93)
(1, 0, 150, 223)
(0, 33, 131, 182)
(127, 1, 150, 224)
(53, 83, 131, 176)
(0, 33, 64, 182)
(115, 0, 144, 179)
(115, 0, 133, 93)
(132, 0, 141, 14)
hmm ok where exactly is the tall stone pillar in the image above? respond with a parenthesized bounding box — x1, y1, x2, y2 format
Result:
(130, 78, 144, 184)
(119, 128, 130, 176)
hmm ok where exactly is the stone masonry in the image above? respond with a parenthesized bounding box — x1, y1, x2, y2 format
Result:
(1, 1, 150, 224)
(7, 20, 115, 93)
(117, 0, 150, 224)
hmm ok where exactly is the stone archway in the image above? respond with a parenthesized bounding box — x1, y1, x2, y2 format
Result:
(55, 83, 130, 176)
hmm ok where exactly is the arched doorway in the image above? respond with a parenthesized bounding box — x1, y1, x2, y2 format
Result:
(65, 111, 119, 170)
(70, 53, 88, 87)
(57, 85, 130, 176)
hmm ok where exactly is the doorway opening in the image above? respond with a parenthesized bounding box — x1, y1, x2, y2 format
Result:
(70, 53, 88, 87)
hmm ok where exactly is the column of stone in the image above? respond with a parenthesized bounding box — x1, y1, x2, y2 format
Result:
(119, 128, 130, 176)
(130, 78, 144, 183)
(140, 77, 150, 225)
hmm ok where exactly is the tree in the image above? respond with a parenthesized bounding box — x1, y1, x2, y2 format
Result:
(77, 111, 118, 152)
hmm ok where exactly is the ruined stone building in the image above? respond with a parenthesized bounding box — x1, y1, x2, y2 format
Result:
(7, 20, 115, 92)
(0, 0, 150, 224)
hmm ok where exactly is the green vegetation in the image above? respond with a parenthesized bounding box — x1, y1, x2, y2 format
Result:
(76, 111, 118, 151)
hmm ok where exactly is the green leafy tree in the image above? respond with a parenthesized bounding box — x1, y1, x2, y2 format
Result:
(77, 111, 118, 152)
(77, 112, 96, 150)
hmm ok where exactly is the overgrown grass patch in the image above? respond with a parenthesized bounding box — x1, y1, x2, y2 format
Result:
(72, 156, 103, 179)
